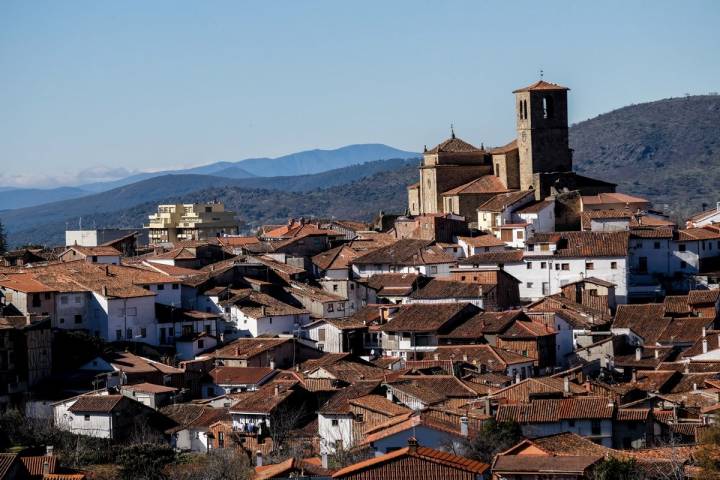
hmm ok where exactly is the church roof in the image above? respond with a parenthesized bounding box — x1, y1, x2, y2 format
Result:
(426, 135, 483, 154)
(513, 80, 569, 93)
(441, 175, 508, 196)
(488, 139, 518, 155)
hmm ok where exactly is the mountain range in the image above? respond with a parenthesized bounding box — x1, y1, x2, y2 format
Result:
(2, 95, 719, 248)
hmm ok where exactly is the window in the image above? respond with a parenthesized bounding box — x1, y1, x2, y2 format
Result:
(526, 282, 533, 288)
(116, 330, 122, 340)
(494, 163, 500, 176)
(172, 284, 179, 290)
(331, 419, 339, 427)
(355, 413, 364, 422)
(198, 339, 204, 349)
(430, 266, 438, 274)
(526, 262, 532, 269)
(126, 307, 137, 316)
(140, 328, 147, 338)
(568, 420, 576, 427)
(591, 420, 602, 435)
(654, 241, 661, 249)
(555, 264, 560, 271)
(636, 242, 643, 248)
(74, 296, 81, 304)
(157, 284, 165, 290)
(318, 328, 326, 342)
(44, 292, 51, 300)
(540, 262, 547, 269)
(516, 230, 524, 240)
(91, 256, 97, 262)
(527, 244, 535, 251)
(638, 257, 648, 273)
(327, 304, 334, 313)
(540, 243, 550, 252)
(61, 296, 68, 305)
(74, 314, 82, 324)
(32, 294, 41, 307)
(350, 284, 354, 291)
(207, 387, 215, 397)
(126, 328, 133, 339)
(84, 415, 90, 421)
(542, 95, 554, 119)
(332, 284, 338, 292)
(561, 263, 570, 271)
(59, 318, 65, 324)
(611, 262, 618, 270)
(585, 262, 594, 270)
(679, 244, 687, 252)
(680, 261, 687, 269)
(542, 282, 550, 295)
(205, 325, 211, 335)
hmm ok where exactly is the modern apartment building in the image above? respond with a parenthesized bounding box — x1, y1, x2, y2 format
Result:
(146, 202, 239, 244)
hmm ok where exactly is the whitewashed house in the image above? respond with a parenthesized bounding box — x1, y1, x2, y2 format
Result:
(220, 289, 310, 337)
(351, 239, 456, 279)
(686, 202, 720, 228)
(456, 235, 507, 257)
(54, 394, 145, 439)
(202, 366, 277, 398)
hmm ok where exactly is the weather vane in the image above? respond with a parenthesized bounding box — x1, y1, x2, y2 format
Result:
(540, 69, 544, 79)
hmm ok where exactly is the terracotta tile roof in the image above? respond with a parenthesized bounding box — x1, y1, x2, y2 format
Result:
(663, 295, 691, 315)
(217, 236, 260, 248)
(677, 226, 720, 241)
(512, 79, 569, 93)
(122, 382, 177, 394)
(496, 397, 614, 423)
(43, 475, 86, 480)
(255, 457, 333, 480)
(311, 245, 360, 271)
(220, 289, 308, 317)
(581, 192, 649, 206)
(498, 320, 556, 339)
(65, 245, 121, 257)
(409, 279, 484, 300)
(428, 344, 531, 369)
(363, 273, 423, 296)
(441, 175, 508, 196)
(349, 394, 412, 417)
(353, 239, 455, 266)
(307, 359, 387, 384)
(477, 190, 533, 212)
(19, 455, 57, 476)
(491, 377, 587, 403)
(213, 337, 291, 360)
(459, 249, 524, 264)
(379, 302, 479, 333)
(613, 303, 669, 343)
(386, 375, 477, 405)
(493, 455, 600, 474)
(332, 444, 489, 478)
(456, 235, 507, 248)
(617, 408, 651, 421)
(319, 380, 381, 414)
(0, 273, 55, 293)
(658, 317, 714, 345)
(263, 221, 341, 240)
(528, 231, 629, 257)
(488, 139, 518, 154)
(229, 381, 297, 414)
(629, 226, 675, 238)
(440, 310, 525, 338)
(425, 135, 483, 154)
(139, 262, 200, 278)
(152, 247, 197, 260)
(529, 432, 613, 456)
(688, 289, 720, 305)
(0, 454, 17, 479)
(103, 351, 183, 375)
(516, 199, 554, 215)
(208, 366, 276, 385)
(681, 330, 720, 358)
(68, 394, 126, 413)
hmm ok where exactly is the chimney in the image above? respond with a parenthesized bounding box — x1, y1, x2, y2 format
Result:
(484, 397, 491, 416)
(684, 362, 690, 374)
(433, 353, 439, 361)
(42, 459, 50, 476)
(274, 384, 280, 396)
(386, 388, 393, 401)
(654, 349, 659, 359)
(321, 451, 328, 469)
(407, 437, 418, 452)
(635, 347, 642, 361)
(563, 376, 570, 393)
(105, 265, 109, 275)
(102, 285, 108, 297)
(515, 372, 521, 384)
(702, 327, 707, 338)
(256, 451, 263, 467)
(45, 445, 54, 456)
(460, 416, 469, 437)
(462, 354, 468, 362)
(703, 337, 709, 354)
(631, 369, 637, 383)
(693, 383, 698, 391)
(269, 359, 276, 370)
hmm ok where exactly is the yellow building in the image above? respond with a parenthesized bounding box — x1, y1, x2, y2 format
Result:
(146, 202, 239, 244)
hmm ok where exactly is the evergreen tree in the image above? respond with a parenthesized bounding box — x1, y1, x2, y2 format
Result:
(0, 219, 7, 254)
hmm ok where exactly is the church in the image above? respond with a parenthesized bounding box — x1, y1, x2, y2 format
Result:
(407, 80, 615, 230)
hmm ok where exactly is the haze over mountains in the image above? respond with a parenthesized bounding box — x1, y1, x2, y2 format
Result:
(2, 95, 719, 248)
(0, 144, 417, 208)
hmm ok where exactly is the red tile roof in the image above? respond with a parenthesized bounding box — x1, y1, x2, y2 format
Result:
(512, 80, 569, 93)
(426, 136, 483, 154)
(528, 231, 629, 257)
(379, 303, 479, 333)
(208, 366, 276, 385)
(477, 191, 533, 212)
(68, 395, 126, 413)
(496, 397, 615, 423)
(19, 455, 57, 476)
(441, 175, 508, 196)
(332, 444, 489, 478)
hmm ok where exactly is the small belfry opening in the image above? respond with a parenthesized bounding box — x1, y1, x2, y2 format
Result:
(542, 95, 554, 119)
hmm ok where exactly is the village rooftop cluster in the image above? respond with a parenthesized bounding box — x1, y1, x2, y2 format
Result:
(1, 80, 720, 479)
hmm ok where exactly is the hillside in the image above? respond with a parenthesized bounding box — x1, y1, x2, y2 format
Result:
(0, 186, 89, 210)
(6, 162, 419, 247)
(570, 95, 720, 219)
(0, 159, 417, 245)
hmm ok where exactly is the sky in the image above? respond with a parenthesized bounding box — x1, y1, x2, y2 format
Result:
(1, 1, 719, 188)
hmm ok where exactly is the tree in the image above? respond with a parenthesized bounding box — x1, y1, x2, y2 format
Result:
(165, 451, 252, 480)
(697, 423, 720, 479)
(462, 419, 522, 464)
(0, 219, 6, 254)
(590, 457, 640, 480)
(118, 443, 176, 480)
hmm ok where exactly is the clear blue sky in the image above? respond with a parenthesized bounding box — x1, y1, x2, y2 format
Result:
(1, 1, 719, 187)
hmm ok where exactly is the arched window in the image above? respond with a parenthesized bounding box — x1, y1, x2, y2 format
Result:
(523, 100, 528, 119)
